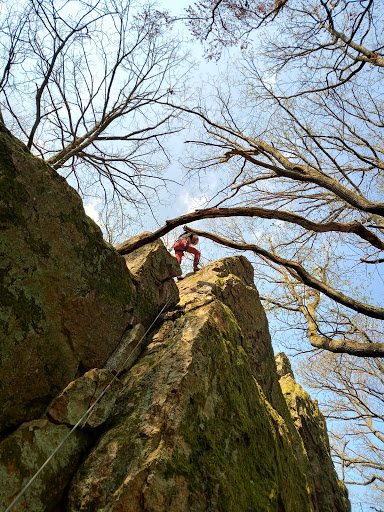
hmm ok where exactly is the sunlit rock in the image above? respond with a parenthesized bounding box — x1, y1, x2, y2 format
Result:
(48, 368, 122, 428)
(277, 352, 350, 511)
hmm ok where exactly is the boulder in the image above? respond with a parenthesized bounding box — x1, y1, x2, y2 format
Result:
(0, 250, 351, 512)
(277, 352, 350, 512)
(0, 137, 352, 512)
(0, 419, 87, 512)
(105, 323, 146, 373)
(48, 368, 123, 428)
(121, 232, 180, 327)
(177, 257, 293, 421)
(0, 126, 135, 433)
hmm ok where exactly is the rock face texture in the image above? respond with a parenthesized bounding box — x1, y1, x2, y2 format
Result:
(276, 353, 349, 512)
(63, 259, 350, 512)
(0, 125, 178, 433)
(0, 125, 132, 433)
(1, 130, 350, 512)
(67, 257, 314, 512)
(47, 368, 123, 428)
(0, 419, 88, 512)
(120, 231, 180, 328)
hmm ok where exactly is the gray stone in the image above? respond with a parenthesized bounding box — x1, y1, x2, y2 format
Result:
(48, 368, 122, 428)
(0, 419, 87, 512)
(66, 257, 321, 512)
(105, 323, 146, 373)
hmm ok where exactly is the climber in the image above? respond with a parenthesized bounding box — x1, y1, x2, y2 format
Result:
(173, 231, 201, 276)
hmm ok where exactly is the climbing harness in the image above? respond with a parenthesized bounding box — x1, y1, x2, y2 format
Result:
(5, 296, 173, 512)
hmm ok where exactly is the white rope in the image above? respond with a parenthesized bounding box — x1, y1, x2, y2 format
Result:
(5, 296, 173, 512)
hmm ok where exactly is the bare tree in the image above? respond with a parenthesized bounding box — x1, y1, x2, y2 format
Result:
(4, 0, 382, 358)
(299, 347, 384, 504)
(0, 0, 187, 206)
(175, 1, 384, 356)
(185, 0, 287, 59)
(113, 64, 384, 357)
(185, 0, 384, 89)
(114, 1, 384, 358)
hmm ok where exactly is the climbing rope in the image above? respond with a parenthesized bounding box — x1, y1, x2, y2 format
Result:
(5, 296, 173, 512)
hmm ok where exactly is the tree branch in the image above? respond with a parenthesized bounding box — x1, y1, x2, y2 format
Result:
(115, 206, 384, 253)
(181, 225, 384, 323)
(164, 103, 384, 217)
(360, 257, 384, 264)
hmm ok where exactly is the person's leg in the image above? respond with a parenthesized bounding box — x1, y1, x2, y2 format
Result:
(173, 241, 186, 266)
(174, 251, 183, 264)
(186, 246, 200, 269)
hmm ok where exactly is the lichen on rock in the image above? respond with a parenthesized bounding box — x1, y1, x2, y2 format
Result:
(48, 368, 123, 428)
(0, 126, 135, 433)
(0, 126, 181, 436)
(65, 257, 329, 512)
(277, 352, 350, 512)
(0, 419, 88, 512)
(1, 130, 350, 511)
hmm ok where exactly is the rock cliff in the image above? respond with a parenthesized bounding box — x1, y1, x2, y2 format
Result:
(0, 128, 350, 511)
(0, 125, 178, 434)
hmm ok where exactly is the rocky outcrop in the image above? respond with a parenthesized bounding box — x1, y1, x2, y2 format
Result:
(0, 129, 349, 511)
(276, 353, 350, 512)
(177, 259, 297, 424)
(120, 231, 180, 328)
(0, 254, 351, 512)
(48, 368, 123, 428)
(0, 126, 133, 432)
(0, 126, 179, 434)
(0, 264, 176, 512)
(65, 257, 348, 512)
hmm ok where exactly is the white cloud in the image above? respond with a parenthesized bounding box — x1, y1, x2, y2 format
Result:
(264, 73, 276, 87)
(178, 191, 208, 214)
(84, 203, 100, 223)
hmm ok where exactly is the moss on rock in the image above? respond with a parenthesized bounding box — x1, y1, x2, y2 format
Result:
(66, 258, 316, 512)
(0, 126, 135, 433)
(0, 419, 88, 512)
